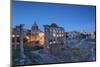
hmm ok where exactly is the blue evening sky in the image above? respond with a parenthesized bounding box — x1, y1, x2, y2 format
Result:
(12, 1, 96, 32)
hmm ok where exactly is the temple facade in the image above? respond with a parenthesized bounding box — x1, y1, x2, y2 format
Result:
(44, 23, 66, 54)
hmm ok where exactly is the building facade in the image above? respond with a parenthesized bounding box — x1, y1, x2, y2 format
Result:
(26, 21, 45, 47)
(44, 23, 66, 54)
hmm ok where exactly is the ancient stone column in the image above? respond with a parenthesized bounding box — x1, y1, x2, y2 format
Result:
(19, 24, 26, 65)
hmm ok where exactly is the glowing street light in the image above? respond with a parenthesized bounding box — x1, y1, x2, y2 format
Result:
(12, 34, 15, 38)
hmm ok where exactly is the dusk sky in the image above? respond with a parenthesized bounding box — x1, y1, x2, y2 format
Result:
(12, 1, 96, 32)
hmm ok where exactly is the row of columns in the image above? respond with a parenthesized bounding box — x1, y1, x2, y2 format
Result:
(44, 26, 65, 47)
(13, 24, 26, 65)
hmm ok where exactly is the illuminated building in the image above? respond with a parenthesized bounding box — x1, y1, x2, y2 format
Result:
(44, 23, 66, 54)
(25, 21, 45, 47)
(12, 21, 45, 48)
(26, 32, 45, 46)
